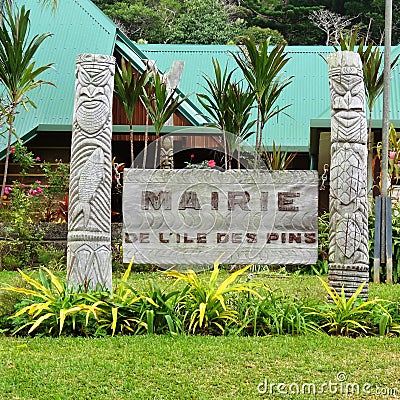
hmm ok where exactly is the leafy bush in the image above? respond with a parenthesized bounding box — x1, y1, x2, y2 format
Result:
(165, 258, 259, 334)
(2, 267, 97, 336)
(230, 284, 320, 336)
(306, 277, 392, 337)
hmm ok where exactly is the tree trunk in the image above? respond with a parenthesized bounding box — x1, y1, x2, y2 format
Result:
(143, 113, 149, 169)
(1, 107, 14, 203)
(367, 109, 374, 196)
(254, 104, 261, 169)
(129, 125, 134, 168)
(153, 137, 159, 169)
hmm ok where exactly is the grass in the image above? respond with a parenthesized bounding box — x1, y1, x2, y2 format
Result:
(1, 269, 400, 399)
(1, 335, 400, 399)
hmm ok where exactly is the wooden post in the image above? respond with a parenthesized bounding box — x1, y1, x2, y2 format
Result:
(374, 196, 381, 283)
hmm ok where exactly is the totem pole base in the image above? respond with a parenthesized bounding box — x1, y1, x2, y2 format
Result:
(328, 263, 369, 299)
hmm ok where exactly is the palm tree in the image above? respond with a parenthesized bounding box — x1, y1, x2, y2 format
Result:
(0, 4, 54, 200)
(114, 58, 149, 167)
(197, 59, 234, 170)
(231, 36, 292, 168)
(141, 72, 188, 169)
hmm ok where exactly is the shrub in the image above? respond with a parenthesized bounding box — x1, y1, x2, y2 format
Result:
(165, 258, 259, 335)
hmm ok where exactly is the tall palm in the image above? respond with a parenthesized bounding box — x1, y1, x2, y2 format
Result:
(141, 72, 188, 169)
(197, 59, 234, 170)
(231, 36, 292, 168)
(114, 58, 149, 167)
(0, 4, 54, 200)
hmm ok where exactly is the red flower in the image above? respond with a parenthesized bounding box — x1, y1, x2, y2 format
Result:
(190, 154, 195, 159)
(208, 160, 216, 168)
(10, 146, 15, 154)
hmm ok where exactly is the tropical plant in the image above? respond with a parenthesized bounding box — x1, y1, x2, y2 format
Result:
(141, 72, 188, 169)
(306, 277, 386, 336)
(165, 257, 259, 334)
(114, 58, 149, 167)
(139, 279, 186, 335)
(2, 267, 96, 336)
(260, 141, 296, 170)
(0, 4, 54, 200)
(197, 58, 235, 170)
(223, 81, 255, 169)
(80, 261, 150, 336)
(231, 36, 292, 168)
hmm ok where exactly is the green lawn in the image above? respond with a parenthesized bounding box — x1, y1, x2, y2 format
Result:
(1, 335, 400, 399)
(1, 270, 400, 399)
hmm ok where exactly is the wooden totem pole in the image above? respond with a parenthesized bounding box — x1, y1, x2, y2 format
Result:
(327, 51, 369, 299)
(67, 54, 115, 290)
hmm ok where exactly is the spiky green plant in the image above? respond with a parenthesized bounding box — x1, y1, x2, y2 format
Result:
(165, 257, 259, 334)
(114, 59, 149, 167)
(306, 277, 386, 336)
(2, 267, 96, 336)
(231, 36, 292, 168)
(0, 4, 54, 200)
(141, 72, 188, 169)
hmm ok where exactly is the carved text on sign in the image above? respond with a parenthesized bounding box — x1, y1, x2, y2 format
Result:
(123, 169, 318, 265)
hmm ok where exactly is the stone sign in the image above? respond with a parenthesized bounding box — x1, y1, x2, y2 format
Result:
(123, 169, 318, 265)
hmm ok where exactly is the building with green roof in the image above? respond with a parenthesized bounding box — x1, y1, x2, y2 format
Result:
(2, 0, 400, 179)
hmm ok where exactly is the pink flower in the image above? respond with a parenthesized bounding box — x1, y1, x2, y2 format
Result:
(208, 160, 216, 168)
(390, 151, 396, 159)
(37, 187, 43, 193)
(190, 154, 195, 159)
(4, 187, 10, 195)
(10, 146, 15, 154)
(36, 180, 41, 184)
(35, 156, 41, 162)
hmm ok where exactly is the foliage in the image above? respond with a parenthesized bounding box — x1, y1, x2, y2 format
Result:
(0, 4, 54, 200)
(168, 0, 244, 44)
(306, 277, 388, 336)
(114, 58, 150, 166)
(232, 285, 321, 336)
(390, 201, 400, 284)
(197, 58, 235, 170)
(240, 26, 286, 45)
(96, 0, 400, 46)
(231, 36, 292, 167)
(0, 182, 45, 270)
(11, 141, 38, 176)
(260, 142, 296, 170)
(103, 1, 166, 43)
(165, 258, 259, 334)
(376, 124, 400, 189)
(141, 71, 188, 168)
(2, 267, 96, 336)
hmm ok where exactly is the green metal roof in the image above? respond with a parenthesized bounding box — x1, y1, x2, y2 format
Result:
(2, 1, 400, 157)
(136, 43, 400, 151)
(0, 0, 206, 158)
(0, 0, 117, 157)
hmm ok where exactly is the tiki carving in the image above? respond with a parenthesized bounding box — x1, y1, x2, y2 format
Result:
(328, 51, 369, 298)
(67, 54, 115, 290)
(160, 61, 184, 169)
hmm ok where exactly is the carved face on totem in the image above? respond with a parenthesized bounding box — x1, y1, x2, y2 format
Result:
(329, 61, 367, 143)
(74, 54, 115, 136)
